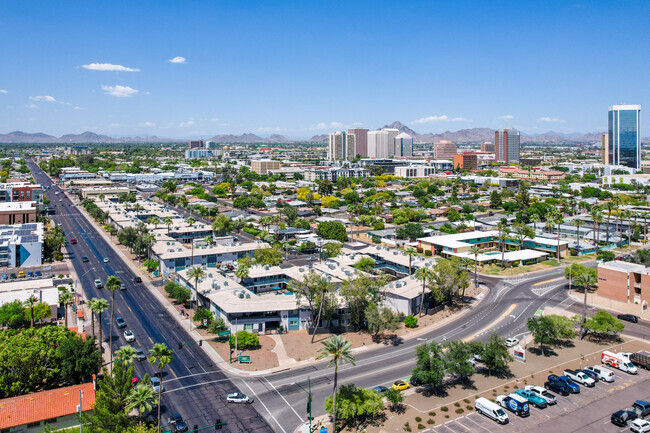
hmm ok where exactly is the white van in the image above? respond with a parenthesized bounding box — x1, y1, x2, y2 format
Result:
(476, 397, 509, 424)
(585, 365, 615, 383)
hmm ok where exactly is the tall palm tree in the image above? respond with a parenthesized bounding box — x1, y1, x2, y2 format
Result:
(612, 196, 622, 240)
(605, 201, 615, 245)
(234, 262, 250, 282)
(529, 213, 541, 234)
(187, 266, 205, 295)
(59, 290, 74, 328)
(496, 222, 510, 270)
(571, 219, 585, 253)
(404, 247, 417, 276)
(126, 383, 158, 426)
(115, 345, 138, 365)
(316, 336, 355, 432)
(642, 212, 650, 245)
(415, 267, 432, 316)
(148, 216, 161, 229)
(24, 295, 39, 328)
(106, 275, 122, 366)
(469, 245, 481, 290)
(149, 343, 174, 433)
(553, 212, 565, 261)
(590, 207, 603, 255)
(575, 271, 597, 339)
(89, 297, 109, 347)
(163, 216, 173, 235)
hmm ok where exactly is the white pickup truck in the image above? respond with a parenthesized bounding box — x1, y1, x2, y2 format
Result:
(563, 369, 596, 387)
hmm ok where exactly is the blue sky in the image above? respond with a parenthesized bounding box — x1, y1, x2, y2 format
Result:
(1, 0, 648, 139)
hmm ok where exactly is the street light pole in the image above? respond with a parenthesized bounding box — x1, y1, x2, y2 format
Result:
(291, 377, 312, 433)
(79, 389, 84, 433)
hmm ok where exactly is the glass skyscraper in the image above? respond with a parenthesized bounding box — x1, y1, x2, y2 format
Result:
(608, 104, 641, 169)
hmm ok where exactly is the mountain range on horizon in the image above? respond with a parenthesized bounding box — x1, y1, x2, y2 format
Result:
(0, 122, 644, 144)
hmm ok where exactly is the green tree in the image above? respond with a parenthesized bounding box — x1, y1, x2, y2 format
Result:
(126, 383, 158, 426)
(289, 271, 335, 342)
(526, 314, 574, 355)
(149, 343, 173, 433)
(83, 361, 135, 433)
(316, 221, 348, 242)
(490, 190, 502, 208)
(443, 340, 475, 378)
(481, 333, 513, 375)
(353, 257, 375, 272)
(58, 334, 102, 386)
(340, 273, 386, 330)
(235, 260, 250, 281)
(365, 303, 400, 336)
(432, 258, 469, 303)
(163, 216, 173, 235)
(396, 223, 425, 241)
(317, 335, 356, 432)
(106, 275, 122, 366)
(115, 345, 138, 366)
(324, 384, 383, 430)
(385, 387, 404, 411)
(411, 341, 445, 388)
(187, 266, 205, 303)
(230, 330, 259, 349)
(193, 307, 213, 328)
(0, 300, 27, 328)
(323, 242, 342, 258)
(583, 310, 624, 338)
(404, 247, 417, 276)
(59, 290, 74, 328)
(496, 222, 511, 270)
(574, 271, 598, 338)
(511, 223, 535, 250)
(24, 295, 39, 328)
(253, 246, 284, 266)
(415, 266, 433, 316)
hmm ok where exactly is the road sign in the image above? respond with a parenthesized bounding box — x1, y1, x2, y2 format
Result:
(218, 330, 231, 336)
(513, 345, 525, 362)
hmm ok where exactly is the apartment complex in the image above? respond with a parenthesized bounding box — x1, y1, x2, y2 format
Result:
(434, 140, 457, 160)
(0, 182, 42, 203)
(0, 222, 44, 268)
(598, 261, 649, 306)
(328, 131, 356, 161)
(495, 128, 520, 163)
(251, 159, 281, 174)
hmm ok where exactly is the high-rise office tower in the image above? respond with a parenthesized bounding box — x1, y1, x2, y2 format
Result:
(328, 131, 356, 161)
(495, 128, 520, 163)
(347, 128, 368, 157)
(189, 140, 204, 149)
(608, 104, 641, 169)
(481, 141, 495, 153)
(433, 140, 457, 160)
(393, 133, 413, 157)
(367, 130, 390, 158)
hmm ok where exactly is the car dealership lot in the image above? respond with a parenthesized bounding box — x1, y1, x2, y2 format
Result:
(426, 371, 648, 433)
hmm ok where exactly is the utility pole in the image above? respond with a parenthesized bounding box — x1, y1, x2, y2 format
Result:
(78, 389, 84, 433)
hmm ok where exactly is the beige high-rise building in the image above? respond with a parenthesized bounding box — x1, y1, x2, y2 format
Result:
(481, 141, 495, 153)
(328, 131, 356, 161)
(602, 133, 609, 166)
(434, 140, 457, 160)
(251, 159, 281, 174)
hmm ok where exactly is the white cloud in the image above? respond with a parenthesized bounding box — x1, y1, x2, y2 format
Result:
(539, 116, 565, 123)
(140, 122, 156, 127)
(168, 56, 187, 64)
(29, 95, 56, 102)
(257, 127, 286, 132)
(411, 115, 471, 124)
(499, 114, 514, 120)
(179, 120, 195, 127)
(313, 121, 345, 130)
(25, 104, 38, 109)
(109, 123, 121, 128)
(73, 106, 82, 110)
(81, 63, 140, 72)
(101, 85, 139, 98)
(210, 117, 220, 122)
(0, 89, 7, 94)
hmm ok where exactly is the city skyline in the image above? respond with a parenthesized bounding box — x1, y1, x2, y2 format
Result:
(1, 0, 649, 138)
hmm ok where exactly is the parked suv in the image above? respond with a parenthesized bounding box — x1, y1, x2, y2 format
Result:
(544, 379, 571, 396)
(547, 374, 580, 393)
(611, 409, 637, 427)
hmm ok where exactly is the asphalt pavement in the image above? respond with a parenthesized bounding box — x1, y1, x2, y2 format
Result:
(29, 160, 274, 433)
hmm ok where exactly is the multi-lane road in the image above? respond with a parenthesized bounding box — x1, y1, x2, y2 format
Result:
(29, 160, 274, 433)
(28, 159, 650, 433)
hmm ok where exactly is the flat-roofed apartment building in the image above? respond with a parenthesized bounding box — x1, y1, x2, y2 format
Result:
(251, 159, 281, 174)
(598, 261, 650, 306)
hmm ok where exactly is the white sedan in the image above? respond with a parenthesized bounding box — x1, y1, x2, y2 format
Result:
(227, 392, 254, 404)
(631, 419, 650, 433)
(506, 337, 519, 347)
(124, 330, 135, 342)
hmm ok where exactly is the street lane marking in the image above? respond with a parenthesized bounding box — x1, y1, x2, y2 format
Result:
(463, 303, 516, 342)
(264, 377, 304, 422)
(532, 277, 564, 286)
(241, 380, 288, 433)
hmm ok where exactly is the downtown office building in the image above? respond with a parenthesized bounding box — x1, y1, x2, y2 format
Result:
(608, 104, 641, 170)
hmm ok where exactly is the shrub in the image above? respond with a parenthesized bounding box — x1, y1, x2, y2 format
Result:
(463, 398, 470, 403)
(455, 408, 464, 414)
(404, 315, 418, 328)
(416, 247, 423, 254)
(428, 412, 435, 417)
(418, 424, 425, 430)
(424, 250, 432, 256)
(444, 415, 449, 419)
(454, 402, 460, 407)
(230, 330, 259, 349)
(427, 419, 435, 425)
(441, 406, 448, 412)
(415, 417, 421, 422)
(466, 405, 473, 411)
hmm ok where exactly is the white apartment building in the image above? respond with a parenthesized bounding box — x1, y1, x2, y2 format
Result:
(328, 131, 356, 161)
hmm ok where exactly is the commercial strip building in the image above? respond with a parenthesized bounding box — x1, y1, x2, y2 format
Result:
(417, 230, 569, 264)
(0, 277, 61, 320)
(597, 261, 649, 308)
(0, 383, 95, 433)
(0, 222, 44, 268)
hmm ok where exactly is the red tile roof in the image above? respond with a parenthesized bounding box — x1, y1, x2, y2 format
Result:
(0, 383, 95, 429)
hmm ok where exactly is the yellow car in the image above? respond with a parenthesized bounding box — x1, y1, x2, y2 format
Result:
(18, 271, 25, 278)
(392, 381, 410, 391)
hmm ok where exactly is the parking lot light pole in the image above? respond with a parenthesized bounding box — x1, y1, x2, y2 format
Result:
(291, 377, 312, 433)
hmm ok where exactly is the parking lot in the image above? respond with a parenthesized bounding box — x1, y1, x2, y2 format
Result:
(426, 369, 649, 433)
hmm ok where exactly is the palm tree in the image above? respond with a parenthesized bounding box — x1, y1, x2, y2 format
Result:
(149, 343, 174, 433)
(106, 275, 122, 366)
(187, 266, 204, 316)
(163, 216, 173, 235)
(605, 201, 615, 245)
(575, 271, 597, 339)
(415, 267, 432, 316)
(469, 245, 481, 290)
(571, 219, 585, 253)
(642, 212, 650, 245)
(404, 247, 417, 276)
(126, 383, 158, 426)
(591, 206, 603, 255)
(89, 297, 109, 347)
(186, 216, 196, 228)
(612, 196, 622, 240)
(59, 290, 74, 328)
(553, 212, 565, 261)
(316, 336, 355, 432)
(234, 262, 250, 282)
(204, 236, 213, 247)
(530, 213, 541, 234)
(24, 295, 39, 328)
(115, 345, 138, 365)
(148, 216, 161, 229)
(496, 222, 510, 270)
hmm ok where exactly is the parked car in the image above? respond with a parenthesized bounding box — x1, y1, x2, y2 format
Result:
(27, 271, 34, 278)
(392, 381, 410, 391)
(18, 271, 25, 278)
(9, 273, 16, 279)
(35, 270, 42, 277)
(579, 369, 600, 383)
(115, 317, 126, 328)
(514, 389, 548, 409)
(226, 392, 253, 403)
(120, 282, 126, 291)
(170, 413, 188, 432)
(585, 365, 615, 382)
(94, 279, 103, 288)
(123, 329, 135, 342)
(1, 274, 7, 281)
(524, 385, 557, 405)
(496, 394, 530, 417)
(602, 351, 638, 374)
(630, 352, 650, 370)
(631, 419, 650, 433)
(136, 349, 146, 361)
(505, 337, 519, 347)
(618, 314, 639, 323)
(475, 397, 509, 424)
(611, 410, 638, 426)
(373, 386, 389, 394)
(563, 369, 596, 387)
(151, 376, 164, 393)
(547, 374, 580, 393)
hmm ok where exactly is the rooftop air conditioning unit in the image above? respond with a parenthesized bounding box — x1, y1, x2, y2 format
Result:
(299, 267, 304, 272)
(245, 293, 251, 299)
(223, 281, 228, 286)
(238, 292, 244, 299)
